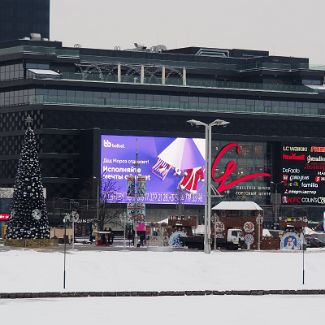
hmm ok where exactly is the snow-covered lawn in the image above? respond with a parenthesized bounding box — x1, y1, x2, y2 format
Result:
(1, 247, 325, 324)
(1, 247, 325, 292)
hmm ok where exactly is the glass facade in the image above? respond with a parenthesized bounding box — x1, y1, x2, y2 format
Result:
(59, 72, 314, 94)
(1, 87, 325, 118)
(0, 62, 51, 81)
(0, 63, 24, 81)
(211, 140, 272, 205)
(26, 63, 50, 70)
(0, 89, 35, 106)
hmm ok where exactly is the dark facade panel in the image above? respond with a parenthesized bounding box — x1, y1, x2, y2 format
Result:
(0, 0, 50, 42)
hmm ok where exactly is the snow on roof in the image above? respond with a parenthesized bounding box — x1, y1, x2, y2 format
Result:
(304, 227, 316, 235)
(212, 201, 263, 211)
(157, 218, 168, 224)
(28, 69, 61, 76)
(306, 84, 325, 91)
(263, 229, 272, 237)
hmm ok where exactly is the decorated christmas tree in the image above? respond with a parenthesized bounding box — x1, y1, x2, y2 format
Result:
(6, 116, 50, 240)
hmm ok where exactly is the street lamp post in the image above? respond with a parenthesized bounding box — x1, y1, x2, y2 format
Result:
(204, 123, 209, 254)
(302, 226, 305, 285)
(271, 181, 283, 226)
(256, 213, 263, 250)
(62, 211, 78, 289)
(119, 212, 127, 250)
(213, 212, 218, 251)
(207, 122, 212, 251)
(93, 176, 100, 228)
(63, 214, 68, 289)
(70, 210, 79, 249)
(187, 118, 229, 254)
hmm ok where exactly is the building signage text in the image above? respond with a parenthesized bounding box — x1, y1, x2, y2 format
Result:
(282, 143, 325, 205)
(212, 143, 271, 193)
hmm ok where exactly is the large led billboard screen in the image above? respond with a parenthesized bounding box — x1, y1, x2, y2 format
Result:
(281, 144, 325, 205)
(100, 135, 206, 205)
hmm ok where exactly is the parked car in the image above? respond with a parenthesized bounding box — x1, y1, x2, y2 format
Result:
(305, 236, 325, 248)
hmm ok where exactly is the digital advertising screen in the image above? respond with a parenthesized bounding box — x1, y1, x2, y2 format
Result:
(281, 144, 325, 205)
(100, 135, 206, 205)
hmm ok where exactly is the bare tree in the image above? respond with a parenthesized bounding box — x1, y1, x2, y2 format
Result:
(96, 178, 124, 231)
(76, 177, 125, 231)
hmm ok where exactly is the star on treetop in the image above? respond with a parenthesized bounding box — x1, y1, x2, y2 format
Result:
(25, 115, 33, 128)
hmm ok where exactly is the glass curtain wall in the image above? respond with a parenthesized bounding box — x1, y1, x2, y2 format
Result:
(211, 140, 272, 206)
(1, 87, 325, 118)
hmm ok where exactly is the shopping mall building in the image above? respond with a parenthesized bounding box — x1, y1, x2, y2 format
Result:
(1, 36, 325, 225)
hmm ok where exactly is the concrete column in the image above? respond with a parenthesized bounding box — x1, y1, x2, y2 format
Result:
(140, 65, 145, 84)
(162, 66, 166, 85)
(117, 64, 121, 83)
(183, 67, 187, 86)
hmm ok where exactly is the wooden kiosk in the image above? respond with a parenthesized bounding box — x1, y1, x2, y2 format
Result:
(212, 201, 264, 250)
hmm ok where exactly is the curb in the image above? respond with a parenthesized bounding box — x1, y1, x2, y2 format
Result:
(1, 289, 325, 299)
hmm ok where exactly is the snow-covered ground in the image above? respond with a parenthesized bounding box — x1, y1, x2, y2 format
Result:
(1, 246, 325, 324)
(1, 247, 325, 292)
(2, 295, 324, 325)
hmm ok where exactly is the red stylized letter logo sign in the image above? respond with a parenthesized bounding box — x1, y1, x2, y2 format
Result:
(211, 143, 271, 193)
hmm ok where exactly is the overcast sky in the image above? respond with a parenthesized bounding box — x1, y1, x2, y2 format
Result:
(51, 0, 325, 64)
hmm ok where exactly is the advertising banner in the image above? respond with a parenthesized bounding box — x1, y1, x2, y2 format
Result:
(127, 175, 135, 197)
(100, 135, 206, 205)
(137, 175, 146, 197)
(0, 213, 10, 221)
(127, 202, 146, 221)
(281, 144, 325, 205)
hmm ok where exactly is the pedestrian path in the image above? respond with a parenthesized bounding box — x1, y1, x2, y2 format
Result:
(1, 289, 325, 299)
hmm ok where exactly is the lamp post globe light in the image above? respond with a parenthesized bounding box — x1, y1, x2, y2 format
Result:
(187, 118, 229, 254)
(63, 210, 79, 249)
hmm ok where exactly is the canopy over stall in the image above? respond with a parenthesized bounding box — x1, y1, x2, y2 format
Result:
(212, 201, 263, 211)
